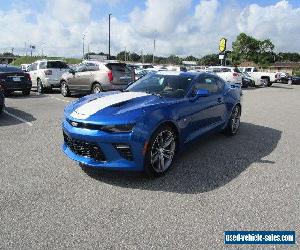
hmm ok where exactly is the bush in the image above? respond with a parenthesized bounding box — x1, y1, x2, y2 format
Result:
(11, 56, 82, 66)
(293, 71, 300, 77)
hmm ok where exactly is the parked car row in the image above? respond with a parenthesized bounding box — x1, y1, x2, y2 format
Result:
(1, 59, 299, 102)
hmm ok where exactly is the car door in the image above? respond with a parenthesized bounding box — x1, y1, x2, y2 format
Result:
(28, 63, 38, 87)
(67, 64, 88, 92)
(183, 75, 226, 142)
(72, 63, 93, 92)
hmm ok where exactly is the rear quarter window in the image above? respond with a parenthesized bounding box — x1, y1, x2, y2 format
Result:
(106, 64, 131, 73)
(47, 61, 68, 69)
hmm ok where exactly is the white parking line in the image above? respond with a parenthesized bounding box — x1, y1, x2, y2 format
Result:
(3, 110, 33, 127)
(50, 96, 71, 103)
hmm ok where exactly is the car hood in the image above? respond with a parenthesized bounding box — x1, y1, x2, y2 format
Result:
(64, 91, 166, 124)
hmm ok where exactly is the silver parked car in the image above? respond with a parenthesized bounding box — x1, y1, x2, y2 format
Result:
(60, 61, 134, 97)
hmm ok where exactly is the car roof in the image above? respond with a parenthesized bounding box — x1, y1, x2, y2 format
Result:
(34, 59, 66, 63)
(83, 60, 125, 65)
(155, 70, 205, 77)
(209, 66, 234, 69)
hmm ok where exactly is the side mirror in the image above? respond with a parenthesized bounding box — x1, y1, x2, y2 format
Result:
(69, 69, 76, 75)
(196, 89, 209, 97)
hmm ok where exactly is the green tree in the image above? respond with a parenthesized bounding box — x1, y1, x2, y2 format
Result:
(231, 33, 275, 66)
(199, 54, 219, 65)
(184, 55, 198, 61)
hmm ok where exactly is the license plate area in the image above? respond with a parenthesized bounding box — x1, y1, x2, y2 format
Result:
(12, 77, 21, 82)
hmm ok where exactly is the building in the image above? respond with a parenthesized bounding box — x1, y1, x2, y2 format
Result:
(268, 61, 300, 74)
(182, 61, 197, 67)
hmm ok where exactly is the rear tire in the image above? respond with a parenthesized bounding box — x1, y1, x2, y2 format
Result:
(262, 77, 272, 87)
(61, 81, 70, 97)
(37, 79, 44, 94)
(22, 89, 30, 96)
(144, 125, 177, 177)
(223, 105, 241, 136)
(92, 83, 102, 94)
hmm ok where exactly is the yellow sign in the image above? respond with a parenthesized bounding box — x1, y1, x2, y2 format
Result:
(219, 38, 227, 52)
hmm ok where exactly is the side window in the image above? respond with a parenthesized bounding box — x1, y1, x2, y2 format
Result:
(31, 63, 37, 71)
(76, 64, 87, 72)
(39, 62, 46, 69)
(191, 76, 219, 96)
(222, 68, 231, 72)
(27, 65, 33, 72)
(216, 77, 225, 90)
(85, 63, 99, 71)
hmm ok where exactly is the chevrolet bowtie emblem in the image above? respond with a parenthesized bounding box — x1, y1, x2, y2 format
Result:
(71, 121, 78, 127)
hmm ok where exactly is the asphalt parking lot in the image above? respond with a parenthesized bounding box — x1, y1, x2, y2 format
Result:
(0, 84, 299, 249)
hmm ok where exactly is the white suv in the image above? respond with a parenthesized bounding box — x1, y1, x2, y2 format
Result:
(208, 66, 242, 85)
(27, 60, 69, 93)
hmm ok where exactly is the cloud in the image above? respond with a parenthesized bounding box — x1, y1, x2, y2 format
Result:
(237, 0, 300, 52)
(0, 0, 300, 57)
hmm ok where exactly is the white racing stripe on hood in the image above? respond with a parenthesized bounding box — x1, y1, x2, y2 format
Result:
(70, 92, 150, 119)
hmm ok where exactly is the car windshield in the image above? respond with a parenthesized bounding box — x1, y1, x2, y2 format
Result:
(126, 73, 195, 98)
(0, 66, 23, 73)
(47, 61, 69, 69)
(233, 67, 241, 73)
(243, 72, 251, 77)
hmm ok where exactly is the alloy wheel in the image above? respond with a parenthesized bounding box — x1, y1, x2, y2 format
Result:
(93, 85, 101, 94)
(231, 106, 240, 134)
(61, 83, 67, 96)
(150, 130, 176, 173)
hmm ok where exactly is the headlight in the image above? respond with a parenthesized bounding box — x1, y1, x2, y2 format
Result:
(102, 124, 135, 133)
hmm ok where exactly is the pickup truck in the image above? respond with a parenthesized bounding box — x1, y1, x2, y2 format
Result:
(239, 67, 278, 87)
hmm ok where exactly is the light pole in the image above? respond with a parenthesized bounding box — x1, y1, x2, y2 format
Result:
(82, 34, 86, 59)
(40, 42, 46, 57)
(108, 13, 112, 60)
(152, 38, 156, 64)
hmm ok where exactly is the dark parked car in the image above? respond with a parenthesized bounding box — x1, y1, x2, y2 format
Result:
(287, 76, 300, 85)
(0, 84, 5, 114)
(241, 72, 255, 88)
(0, 65, 32, 96)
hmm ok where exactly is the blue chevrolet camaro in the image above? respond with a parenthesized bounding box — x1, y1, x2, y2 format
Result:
(62, 71, 242, 176)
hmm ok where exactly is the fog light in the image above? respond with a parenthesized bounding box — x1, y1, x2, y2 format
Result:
(114, 144, 133, 161)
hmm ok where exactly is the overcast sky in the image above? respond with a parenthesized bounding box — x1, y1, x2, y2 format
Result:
(0, 0, 300, 57)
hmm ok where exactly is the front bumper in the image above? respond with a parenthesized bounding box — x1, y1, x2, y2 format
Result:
(62, 120, 146, 171)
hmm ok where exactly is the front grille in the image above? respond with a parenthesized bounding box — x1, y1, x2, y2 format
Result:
(63, 132, 105, 162)
(114, 144, 133, 161)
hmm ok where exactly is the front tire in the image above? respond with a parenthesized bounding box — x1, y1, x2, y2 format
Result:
(144, 125, 177, 177)
(61, 81, 70, 97)
(37, 79, 44, 94)
(223, 105, 241, 136)
(92, 83, 102, 94)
